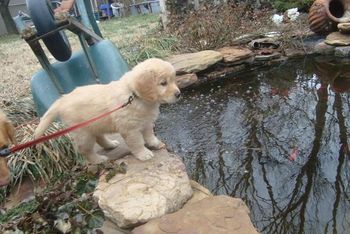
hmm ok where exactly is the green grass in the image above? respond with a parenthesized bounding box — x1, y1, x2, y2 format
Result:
(0, 200, 39, 224)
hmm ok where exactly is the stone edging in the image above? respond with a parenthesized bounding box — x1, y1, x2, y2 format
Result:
(167, 32, 349, 89)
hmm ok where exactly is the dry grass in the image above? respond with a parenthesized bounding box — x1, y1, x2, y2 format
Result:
(0, 35, 40, 102)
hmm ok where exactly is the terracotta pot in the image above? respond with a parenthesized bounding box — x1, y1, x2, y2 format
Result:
(308, 0, 350, 34)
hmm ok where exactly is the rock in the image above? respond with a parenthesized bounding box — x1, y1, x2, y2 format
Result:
(97, 219, 131, 234)
(94, 150, 193, 228)
(96, 180, 211, 233)
(231, 33, 263, 45)
(132, 195, 259, 234)
(254, 52, 281, 61)
(284, 48, 305, 58)
(249, 38, 280, 49)
(334, 46, 350, 57)
(185, 180, 213, 206)
(167, 50, 223, 74)
(313, 41, 335, 55)
(325, 32, 350, 46)
(217, 47, 254, 64)
(203, 64, 247, 81)
(338, 22, 350, 34)
(176, 73, 198, 89)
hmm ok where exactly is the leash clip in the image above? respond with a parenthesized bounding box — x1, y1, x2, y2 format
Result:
(125, 95, 134, 106)
(0, 148, 11, 158)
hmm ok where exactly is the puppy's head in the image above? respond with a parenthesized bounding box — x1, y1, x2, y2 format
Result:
(0, 111, 16, 187)
(130, 58, 181, 104)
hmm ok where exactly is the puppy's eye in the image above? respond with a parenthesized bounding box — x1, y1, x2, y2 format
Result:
(160, 81, 168, 86)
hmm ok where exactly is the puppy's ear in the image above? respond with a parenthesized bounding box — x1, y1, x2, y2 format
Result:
(133, 69, 158, 102)
(5, 121, 17, 145)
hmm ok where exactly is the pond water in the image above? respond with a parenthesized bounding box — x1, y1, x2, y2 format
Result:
(156, 56, 350, 234)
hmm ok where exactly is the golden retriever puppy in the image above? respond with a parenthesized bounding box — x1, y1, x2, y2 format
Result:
(34, 58, 180, 164)
(0, 109, 17, 187)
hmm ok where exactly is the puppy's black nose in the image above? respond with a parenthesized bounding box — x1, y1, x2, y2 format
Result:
(175, 91, 181, 99)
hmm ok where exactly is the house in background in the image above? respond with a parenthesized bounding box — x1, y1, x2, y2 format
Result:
(0, 0, 161, 36)
(0, 0, 101, 36)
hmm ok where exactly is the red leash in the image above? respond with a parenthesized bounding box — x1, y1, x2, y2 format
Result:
(0, 96, 134, 157)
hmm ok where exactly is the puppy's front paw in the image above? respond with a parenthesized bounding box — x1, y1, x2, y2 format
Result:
(134, 148, 154, 161)
(147, 140, 166, 150)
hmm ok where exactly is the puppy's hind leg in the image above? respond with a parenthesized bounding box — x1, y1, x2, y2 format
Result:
(96, 135, 119, 150)
(74, 133, 108, 164)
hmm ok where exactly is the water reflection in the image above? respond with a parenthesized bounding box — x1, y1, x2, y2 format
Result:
(156, 56, 350, 234)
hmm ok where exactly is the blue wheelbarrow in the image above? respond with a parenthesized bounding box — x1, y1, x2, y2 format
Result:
(15, 0, 129, 116)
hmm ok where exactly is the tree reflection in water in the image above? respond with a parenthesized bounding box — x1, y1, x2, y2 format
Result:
(156, 57, 350, 234)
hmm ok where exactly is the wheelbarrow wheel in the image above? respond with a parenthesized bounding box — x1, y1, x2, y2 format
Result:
(26, 0, 72, 61)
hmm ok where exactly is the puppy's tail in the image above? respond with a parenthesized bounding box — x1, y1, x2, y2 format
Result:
(34, 100, 61, 138)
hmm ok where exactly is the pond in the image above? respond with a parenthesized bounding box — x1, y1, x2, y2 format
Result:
(156, 56, 350, 234)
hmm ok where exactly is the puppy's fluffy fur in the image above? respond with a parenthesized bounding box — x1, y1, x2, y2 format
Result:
(34, 58, 180, 164)
(0, 109, 17, 187)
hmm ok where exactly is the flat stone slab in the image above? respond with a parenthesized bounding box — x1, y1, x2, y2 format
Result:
(313, 41, 335, 55)
(217, 47, 254, 64)
(325, 32, 350, 46)
(255, 52, 281, 61)
(94, 150, 193, 229)
(132, 195, 259, 234)
(167, 50, 223, 74)
(338, 22, 350, 34)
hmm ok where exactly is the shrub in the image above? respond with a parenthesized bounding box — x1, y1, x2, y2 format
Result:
(271, 0, 314, 12)
(166, 3, 274, 51)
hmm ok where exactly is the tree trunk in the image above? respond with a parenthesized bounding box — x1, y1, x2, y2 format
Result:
(0, 0, 18, 34)
(159, 0, 168, 30)
(193, 0, 199, 10)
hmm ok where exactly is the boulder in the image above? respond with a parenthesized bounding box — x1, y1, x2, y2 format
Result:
(132, 195, 259, 234)
(313, 41, 335, 55)
(97, 180, 212, 233)
(217, 47, 254, 64)
(176, 73, 198, 89)
(167, 50, 223, 74)
(325, 32, 350, 46)
(94, 150, 193, 228)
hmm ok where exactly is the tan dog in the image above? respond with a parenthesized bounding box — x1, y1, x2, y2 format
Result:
(34, 58, 180, 164)
(0, 109, 17, 187)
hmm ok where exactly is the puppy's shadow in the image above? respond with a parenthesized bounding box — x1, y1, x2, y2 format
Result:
(95, 134, 131, 160)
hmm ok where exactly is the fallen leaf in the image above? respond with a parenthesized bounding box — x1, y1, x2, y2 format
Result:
(288, 148, 298, 161)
